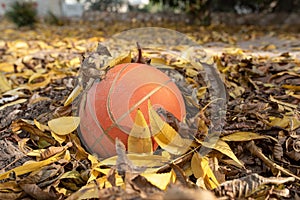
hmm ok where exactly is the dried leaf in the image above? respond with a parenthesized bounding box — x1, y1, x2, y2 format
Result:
(191, 153, 219, 190)
(148, 101, 192, 155)
(101, 154, 169, 169)
(34, 119, 50, 132)
(269, 116, 290, 128)
(19, 183, 58, 200)
(128, 109, 153, 154)
(214, 173, 295, 199)
(221, 132, 267, 142)
(11, 119, 56, 145)
(0, 72, 11, 93)
(26, 76, 51, 90)
(282, 84, 300, 91)
(0, 151, 65, 180)
(48, 117, 80, 135)
(40, 142, 72, 160)
(51, 131, 66, 144)
(0, 98, 27, 111)
(107, 51, 131, 69)
(203, 139, 244, 168)
(64, 85, 83, 106)
(141, 170, 175, 190)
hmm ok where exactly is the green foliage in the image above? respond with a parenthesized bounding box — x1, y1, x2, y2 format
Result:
(6, 1, 37, 28)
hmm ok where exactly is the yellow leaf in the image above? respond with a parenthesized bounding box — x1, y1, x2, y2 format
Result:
(66, 181, 99, 200)
(148, 101, 191, 155)
(191, 152, 205, 178)
(263, 44, 276, 51)
(191, 153, 219, 190)
(107, 51, 131, 68)
(28, 73, 44, 84)
(282, 84, 300, 91)
(0, 62, 15, 72)
(128, 109, 153, 154)
(48, 117, 80, 135)
(0, 99, 27, 111)
(67, 175, 123, 200)
(51, 131, 66, 144)
(101, 154, 169, 169)
(150, 57, 166, 65)
(34, 119, 50, 132)
(0, 151, 65, 180)
(186, 68, 198, 77)
(0, 73, 11, 93)
(64, 149, 71, 161)
(269, 116, 290, 128)
(68, 57, 81, 68)
(141, 170, 175, 190)
(27, 76, 51, 90)
(94, 168, 110, 175)
(26, 149, 44, 157)
(221, 131, 267, 142)
(87, 154, 102, 183)
(59, 170, 81, 179)
(203, 139, 244, 168)
(204, 171, 219, 190)
(291, 117, 300, 131)
(197, 87, 207, 99)
(88, 154, 100, 168)
(64, 85, 83, 106)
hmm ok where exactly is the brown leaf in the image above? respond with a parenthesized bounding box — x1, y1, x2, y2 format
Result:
(11, 119, 56, 145)
(40, 142, 72, 160)
(19, 183, 57, 200)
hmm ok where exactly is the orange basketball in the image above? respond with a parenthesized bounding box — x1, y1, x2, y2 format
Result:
(79, 63, 186, 158)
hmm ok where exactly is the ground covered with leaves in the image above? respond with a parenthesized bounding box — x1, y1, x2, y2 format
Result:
(0, 18, 300, 200)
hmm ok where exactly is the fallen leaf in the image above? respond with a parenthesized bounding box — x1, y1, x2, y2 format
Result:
(148, 101, 192, 155)
(128, 109, 153, 154)
(101, 154, 170, 170)
(0, 73, 11, 93)
(48, 117, 80, 135)
(40, 142, 72, 160)
(191, 153, 219, 190)
(106, 51, 132, 69)
(203, 139, 244, 168)
(64, 85, 83, 106)
(141, 170, 175, 190)
(0, 98, 27, 111)
(221, 132, 267, 142)
(0, 151, 65, 180)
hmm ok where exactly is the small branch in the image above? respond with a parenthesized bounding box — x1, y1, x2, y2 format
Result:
(246, 141, 300, 181)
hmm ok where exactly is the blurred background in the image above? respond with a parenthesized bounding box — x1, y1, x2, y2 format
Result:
(1, 0, 300, 27)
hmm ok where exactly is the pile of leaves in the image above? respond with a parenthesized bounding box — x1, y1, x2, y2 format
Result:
(0, 19, 299, 199)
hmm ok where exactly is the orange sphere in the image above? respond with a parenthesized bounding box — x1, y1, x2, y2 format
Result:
(79, 63, 186, 158)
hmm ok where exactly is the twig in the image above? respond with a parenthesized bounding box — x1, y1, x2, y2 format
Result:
(246, 141, 300, 181)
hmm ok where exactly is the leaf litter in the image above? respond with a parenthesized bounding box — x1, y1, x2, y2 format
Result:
(0, 19, 299, 199)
